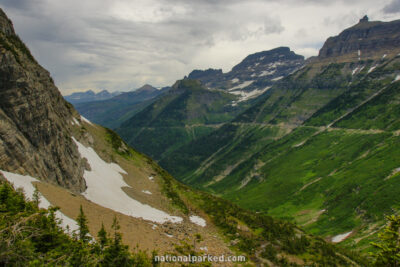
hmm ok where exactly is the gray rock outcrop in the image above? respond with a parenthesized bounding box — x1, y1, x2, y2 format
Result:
(0, 8, 86, 192)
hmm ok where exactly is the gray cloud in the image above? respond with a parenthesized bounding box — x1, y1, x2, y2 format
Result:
(0, 0, 32, 9)
(0, 0, 396, 94)
(383, 0, 400, 14)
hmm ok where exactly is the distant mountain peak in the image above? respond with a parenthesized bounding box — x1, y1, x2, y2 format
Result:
(136, 84, 157, 92)
(184, 47, 304, 100)
(359, 15, 369, 23)
(64, 89, 121, 104)
(318, 17, 400, 61)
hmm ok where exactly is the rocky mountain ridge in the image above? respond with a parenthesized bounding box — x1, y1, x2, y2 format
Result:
(73, 84, 167, 129)
(158, 16, 400, 250)
(64, 89, 122, 104)
(0, 8, 87, 192)
(187, 47, 305, 103)
(318, 15, 400, 62)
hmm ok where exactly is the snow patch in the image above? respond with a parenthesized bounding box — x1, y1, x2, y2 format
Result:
(382, 54, 387, 59)
(394, 75, 400, 82)
(72, 138, 182, 224)
(332, 231, 352, 243)
(189, 215, 206, 227)
(81, 116, 93, 125)
(352, 66, 362, 75)
(272, 76, 283, 81)
(358, 50, 361, 56)
(368, 65, 377, 73)
(164, 233, 173, 238)
(231, 78, 239, 83)
(199, 246, 208, 251)
(142, 190, 152, 195)
(148, 176, 154, 181)
(71, 118, 80, 126)
(149, 223, 158, 230)
(259, 70, 276, 77)
(230, 86, 271, 103)
(0, 170, 79, 233)
(228, 80, 253, 91)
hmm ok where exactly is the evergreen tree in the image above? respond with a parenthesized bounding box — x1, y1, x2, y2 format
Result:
(371, 215, 400, 266)
(98, 222, 108, 250)
(32, 185, 40, 208)
(0, 181, 153, 266)
(76, 205, 90, 243)
(103, 216, 133, 266)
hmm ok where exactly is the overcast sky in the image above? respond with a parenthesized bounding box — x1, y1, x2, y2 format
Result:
(1, 0, 400, 94)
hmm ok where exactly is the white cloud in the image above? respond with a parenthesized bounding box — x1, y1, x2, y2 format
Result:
(0, 0, 398, 94)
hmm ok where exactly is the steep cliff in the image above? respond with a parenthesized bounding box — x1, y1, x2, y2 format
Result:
(318, 16, 400, 62)
(0, 8, 86, 192)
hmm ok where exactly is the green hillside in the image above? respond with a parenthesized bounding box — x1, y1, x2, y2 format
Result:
(116, 79, 248, 161)
(159, 49, 400, 251)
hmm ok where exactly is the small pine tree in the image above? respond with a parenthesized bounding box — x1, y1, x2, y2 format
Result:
(76, 205, 90, 243)
(32, 185, 40, 208)
(371, 215, 400, 266)
(103, 216, 133, 266)
(98, 222, 108, 250)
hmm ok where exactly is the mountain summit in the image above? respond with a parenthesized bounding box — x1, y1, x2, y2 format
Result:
(64, 89, 121, 104)
(187, 47, 304, 100)
(318, 16, 400, 61)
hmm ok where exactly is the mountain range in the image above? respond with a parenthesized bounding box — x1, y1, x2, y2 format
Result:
(155, 16, 400, 252)
(72, 84, 168, 129)
(115, 47, 305, 163)
(57, 15, 400, 255)
(64, 89, 122, 104)
(0, 8, 368, 266)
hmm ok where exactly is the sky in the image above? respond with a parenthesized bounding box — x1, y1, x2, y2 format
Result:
(1, 0, 400, 95)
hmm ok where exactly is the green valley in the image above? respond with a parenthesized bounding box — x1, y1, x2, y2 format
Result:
(155, 18, 400, 252)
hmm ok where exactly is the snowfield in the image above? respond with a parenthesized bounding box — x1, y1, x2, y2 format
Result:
(368, 65, 377, 73)
(230, 86, 271, 103)
(72, 117, 80, 126)
(271, 76, 283, 81)
(0, 170, 79, 232)
(228, 80, 253, 91)
(81, 116, 93, 125)
(189, 215, 206, 227)
(331, 231, 352, 243)
(259, 70, 275, 77)
(72, 137, 182, 224)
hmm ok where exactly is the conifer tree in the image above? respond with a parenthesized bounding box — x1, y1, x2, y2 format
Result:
(98, 222, 108, 250)
(32, 185, 40, 208)
(371, 215, 400, 266)
(103, 216, 133, 266)
(76, 205, 90, 242)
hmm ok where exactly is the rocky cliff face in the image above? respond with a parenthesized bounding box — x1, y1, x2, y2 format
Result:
(0, 8, 86, 192)
(318, 16, 400, 61)
(186, 47, 304, 103)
